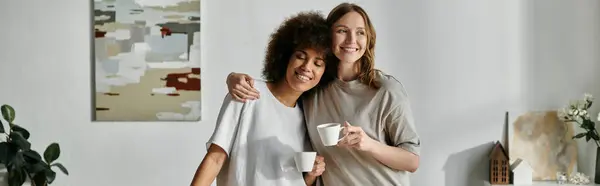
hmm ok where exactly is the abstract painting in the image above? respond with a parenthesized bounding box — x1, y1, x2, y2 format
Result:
(508, 111, 578, 180)
(92, 0, 201, 121)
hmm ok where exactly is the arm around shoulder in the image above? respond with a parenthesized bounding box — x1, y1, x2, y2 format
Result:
(226, 72, 260, 101)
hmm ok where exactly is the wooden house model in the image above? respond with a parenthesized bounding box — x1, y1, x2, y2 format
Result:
(489, 141, 510, 184)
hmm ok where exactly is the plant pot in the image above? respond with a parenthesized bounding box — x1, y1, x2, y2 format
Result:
(596, 147, 600, 184)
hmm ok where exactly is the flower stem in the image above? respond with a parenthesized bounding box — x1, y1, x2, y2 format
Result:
(572, 119, 600, 147)
(593, 129, 600, 148)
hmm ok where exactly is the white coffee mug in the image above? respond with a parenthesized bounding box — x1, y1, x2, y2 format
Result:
(294, 152, 316, 172)
(317, 123, 345, 146)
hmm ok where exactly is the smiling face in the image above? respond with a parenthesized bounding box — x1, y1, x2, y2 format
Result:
(331, 11, 368, 64)
(284, 48, 326, 92)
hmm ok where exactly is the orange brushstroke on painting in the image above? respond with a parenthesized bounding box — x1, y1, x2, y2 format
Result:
(162, 68, 201, 91)
(95, 29, 106, 38)
(160, 27, 172, 38)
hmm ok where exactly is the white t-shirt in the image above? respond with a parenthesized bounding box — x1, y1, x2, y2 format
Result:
(207, 80, 311, 186)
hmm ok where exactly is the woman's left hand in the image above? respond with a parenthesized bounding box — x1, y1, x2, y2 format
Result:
(307, 155, 326, 177)
(337, 121, 377, 152)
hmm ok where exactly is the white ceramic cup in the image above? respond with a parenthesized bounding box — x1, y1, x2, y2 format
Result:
(294, 152, 316, 172)
(317, 123, 345, 146)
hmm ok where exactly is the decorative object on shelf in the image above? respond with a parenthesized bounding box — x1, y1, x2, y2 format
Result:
(568, 172, 590, 185)
(511, 158, 533, 185)
(508, 110, 578, 181)
(489, 141, 510, 184)
(556, 172, 568, 185)
(0, 105, 69, 186)
(92, 0, 202, 121)
(558, 93, 600, 184)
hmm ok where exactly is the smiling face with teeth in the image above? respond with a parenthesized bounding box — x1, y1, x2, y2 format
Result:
(283, 48, 327, 93)
(331, 11, 368, 64)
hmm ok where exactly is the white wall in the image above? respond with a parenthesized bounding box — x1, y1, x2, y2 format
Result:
(0, 0, 598, 186)
(521, 0, 600, 180)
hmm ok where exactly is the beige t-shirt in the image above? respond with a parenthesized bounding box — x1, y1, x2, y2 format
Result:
(302, 71, 421, 186)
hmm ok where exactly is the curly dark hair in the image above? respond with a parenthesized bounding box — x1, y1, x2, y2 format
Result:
(262, 11, 335, 90)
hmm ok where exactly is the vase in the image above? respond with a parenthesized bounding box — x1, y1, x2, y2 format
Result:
(596, 147, 600, 184)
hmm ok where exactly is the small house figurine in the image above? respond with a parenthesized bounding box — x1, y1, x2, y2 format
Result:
(489, 141, 510, 184)
(511, 158, 533, 185)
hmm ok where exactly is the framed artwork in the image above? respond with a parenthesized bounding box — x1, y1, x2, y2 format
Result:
(507, 110, 578, 180)
(92, 0, 202, 121)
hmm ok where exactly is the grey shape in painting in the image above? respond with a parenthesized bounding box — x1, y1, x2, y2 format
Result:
(129, 25, 146, 43)
(95, 38, 108, 60)
(134, 20, 147, 26)
(156, 22, 200, 59)
(100, 59, 120, 75)
(188, 16, 200, 21)
(144, 33, 188, 62)
(118, 39, 132, 53)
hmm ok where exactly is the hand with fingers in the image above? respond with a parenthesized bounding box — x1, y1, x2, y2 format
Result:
(304, 155, 326, 185)
(307, 155, 326, 177)
(226, 72, 261, 102)
(337, 121, 377, 152)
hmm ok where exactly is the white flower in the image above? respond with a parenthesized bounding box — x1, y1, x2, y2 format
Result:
(573, 109, 579, 116)
(558, 109, 569, 120)
(570, 101, 578, 109)
(580, 110, 587, 117)
(585, 93, 593, 102)
(597, 112, 600, 122)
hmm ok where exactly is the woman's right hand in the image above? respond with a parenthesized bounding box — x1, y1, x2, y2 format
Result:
(226, 72, 260, 102)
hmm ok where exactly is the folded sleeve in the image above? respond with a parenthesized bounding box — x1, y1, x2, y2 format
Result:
(206, 94, 248, 156)
(385, 99, 421, 156)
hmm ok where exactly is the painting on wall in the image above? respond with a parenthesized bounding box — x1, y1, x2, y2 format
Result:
(508, 110, 578, 180)
(92, 0, 202, 121)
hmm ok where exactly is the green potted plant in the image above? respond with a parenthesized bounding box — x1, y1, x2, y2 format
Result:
(0, 104, 68, 186)
(558, 93, 600, 184)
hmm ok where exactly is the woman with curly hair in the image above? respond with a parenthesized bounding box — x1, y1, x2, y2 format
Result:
(189, 11, 332, 186)
(225, 3, 421, 186)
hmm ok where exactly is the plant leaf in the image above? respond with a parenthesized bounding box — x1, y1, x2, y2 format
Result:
(0, 142, 8, 164)
(582, 120, 595, 130)
(590, 131, 600, 141)
(11, 124, 29, 140)
(51, 163, 69, 175)
(1, 104, 15, 123)
(8, 167, 26, 186)
(23, 149, 42, 163)
(0, 119, 5, 133)
(26, 162, 48, 175)
(9, 132, 30, 151)
(573, 133, 587, 139)
(44, 143, 60, 164)
(45, 168, 56, 184)
(8, 151, 25, 170)
(2, 143, 17, 167)
(586, 134, 591, 142)
(32, 170, 47, 186)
